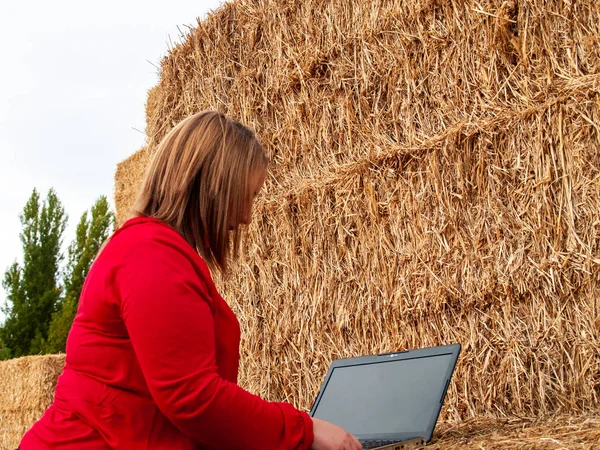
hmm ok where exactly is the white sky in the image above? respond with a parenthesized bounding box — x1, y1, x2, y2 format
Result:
(0, 0, 225, 323)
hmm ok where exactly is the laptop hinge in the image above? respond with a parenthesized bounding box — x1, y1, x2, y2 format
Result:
(372, 437, 427, 450)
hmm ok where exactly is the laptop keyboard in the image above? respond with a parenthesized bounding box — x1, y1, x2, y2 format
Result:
(360, 439, 397, 449)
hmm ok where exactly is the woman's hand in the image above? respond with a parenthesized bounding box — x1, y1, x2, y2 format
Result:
(311, 417, 362, 450)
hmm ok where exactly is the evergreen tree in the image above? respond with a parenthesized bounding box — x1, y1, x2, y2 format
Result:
(0, 337, 10, 360)
(0, 189, 67, 359)
(45, 196, 115, 353)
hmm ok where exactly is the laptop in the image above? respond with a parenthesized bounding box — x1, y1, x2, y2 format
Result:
(309, 344, 461, 450)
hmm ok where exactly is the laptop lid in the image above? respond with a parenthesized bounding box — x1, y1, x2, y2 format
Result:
(309, 344, 461, 443)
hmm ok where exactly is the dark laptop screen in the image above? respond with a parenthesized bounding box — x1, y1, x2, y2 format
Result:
(311, 353, 453, 436)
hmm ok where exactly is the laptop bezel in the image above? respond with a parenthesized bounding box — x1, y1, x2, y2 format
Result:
(308, 343, 461, 443)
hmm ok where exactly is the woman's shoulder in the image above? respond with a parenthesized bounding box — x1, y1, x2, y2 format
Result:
(111, 216, 186, 248)
(107, 216, 209, 274)
(114, 215, 179, 238)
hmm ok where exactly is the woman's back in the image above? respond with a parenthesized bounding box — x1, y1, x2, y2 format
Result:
(21, 217, 241, 449)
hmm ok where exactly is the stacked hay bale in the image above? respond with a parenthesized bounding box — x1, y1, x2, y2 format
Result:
(0, 355, 65, 448)
(117, 0, 600, 423)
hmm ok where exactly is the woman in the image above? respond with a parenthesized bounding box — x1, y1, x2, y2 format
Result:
(20, 111, 361, 450)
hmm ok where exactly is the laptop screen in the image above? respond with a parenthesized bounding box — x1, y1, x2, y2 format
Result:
(311, 353, 454, 437)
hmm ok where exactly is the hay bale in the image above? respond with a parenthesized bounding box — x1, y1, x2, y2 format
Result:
(224, 91, 600, 420)
(114, 146, 151, 226)
(140, 0, 600, 187)
(0, 355, 65, 449)
(113, 0, 600, 422)
(432, 413, 600, 449)
(145, 86, 160, 130)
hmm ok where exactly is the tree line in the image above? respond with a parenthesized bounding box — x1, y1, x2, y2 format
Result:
(0, 189, 114, 360)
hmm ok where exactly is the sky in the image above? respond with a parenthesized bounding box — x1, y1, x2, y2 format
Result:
(0, 0, 225, 323)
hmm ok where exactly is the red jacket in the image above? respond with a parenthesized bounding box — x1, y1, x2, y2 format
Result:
(21, 217, 314, 449)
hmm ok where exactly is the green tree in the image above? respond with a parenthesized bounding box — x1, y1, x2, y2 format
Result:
(44, 196, 115, 353)
(0, 336, 11, 360)
(0, 189, 67, 359)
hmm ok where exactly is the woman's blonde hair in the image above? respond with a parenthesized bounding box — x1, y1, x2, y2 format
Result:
(131, 111, 268, 273)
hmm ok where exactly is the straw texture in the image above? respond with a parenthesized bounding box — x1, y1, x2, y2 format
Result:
(0, 355, 65, 449)
(432, 413, 600, 449)
(114, 146, 150, 224)
(114, 0, 600, 421)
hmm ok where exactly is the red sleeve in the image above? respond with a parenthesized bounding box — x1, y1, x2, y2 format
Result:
(118, 235, 313, 450)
